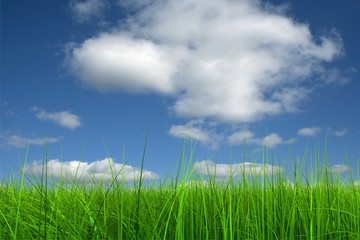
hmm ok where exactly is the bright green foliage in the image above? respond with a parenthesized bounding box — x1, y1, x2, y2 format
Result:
(0, 144, 359, 239)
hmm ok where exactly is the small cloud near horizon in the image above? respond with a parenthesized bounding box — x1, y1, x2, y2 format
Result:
(24, 158, 160, 182)
(193, 160, 282, 178)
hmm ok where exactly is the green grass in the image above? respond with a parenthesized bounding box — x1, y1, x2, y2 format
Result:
(0, 142, 359, 239)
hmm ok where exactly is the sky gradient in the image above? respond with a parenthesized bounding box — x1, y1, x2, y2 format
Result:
(1, 0, 359, 184)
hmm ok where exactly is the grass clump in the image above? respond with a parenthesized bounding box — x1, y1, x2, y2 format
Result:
(0, 142, 359, 239)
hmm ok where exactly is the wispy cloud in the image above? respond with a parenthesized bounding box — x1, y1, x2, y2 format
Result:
(68, 0, 345, 124)
(297, 127, 321, 137)
(1, 134, 62, 148)
(193, 160, 282, 178)
(69, 0, 108, 23)
(227, 130, 255, 144)
(331, 128, 348, 137)
(297, 127, 348, 137)
(1, 101, 16, 117)
(24, 158, 159, 182)
(168, 120, 222, 149)
(228, 130, 294, 148)
(31, 106, 82, 130)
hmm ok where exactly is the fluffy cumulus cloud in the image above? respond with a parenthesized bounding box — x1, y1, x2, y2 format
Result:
(168, 120, 222, 148)
(67, 0, 345, 123)
(24, 158, 159, 182)
(0, 133, 62, 148)
(69, 0, 108, 23)
(193, 160, 282, 178)
(69, 33, 179, 94)
(31, 107, 82, 130)
(328, 164, 349, 174)
(228, 130, 294, 148)
(297, 127, 321, 137)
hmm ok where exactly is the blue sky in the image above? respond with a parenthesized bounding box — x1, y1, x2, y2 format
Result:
(1, 0, 359, 184)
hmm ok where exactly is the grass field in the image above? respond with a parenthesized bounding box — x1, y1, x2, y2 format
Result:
(1, 142, 359, 239)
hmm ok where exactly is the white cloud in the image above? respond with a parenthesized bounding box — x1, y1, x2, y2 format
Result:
(228, 130, 294, 148)
(168, 120, 222, 148)
(70, 33, 179, 94)
(332, 128, 348, 137)
(68, 0, 344, 124)
(69, 0, 108, 23)
(193, 160, 282, 178)
(328, 164, 349, 174)
(297, 127, 348, 137)
(169, 124, 208, 142)
(117, 0, 155, 11)
(31, 107, 82, 130)
(1, 134, 62, 148)
(316, 67, 351, 86)
(297, 127, 321, 137)
(272, 87, 312, 112)
(24, 158, 159, 182)
(263, 133, 294, 148)
(227, 130, 255, 145)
